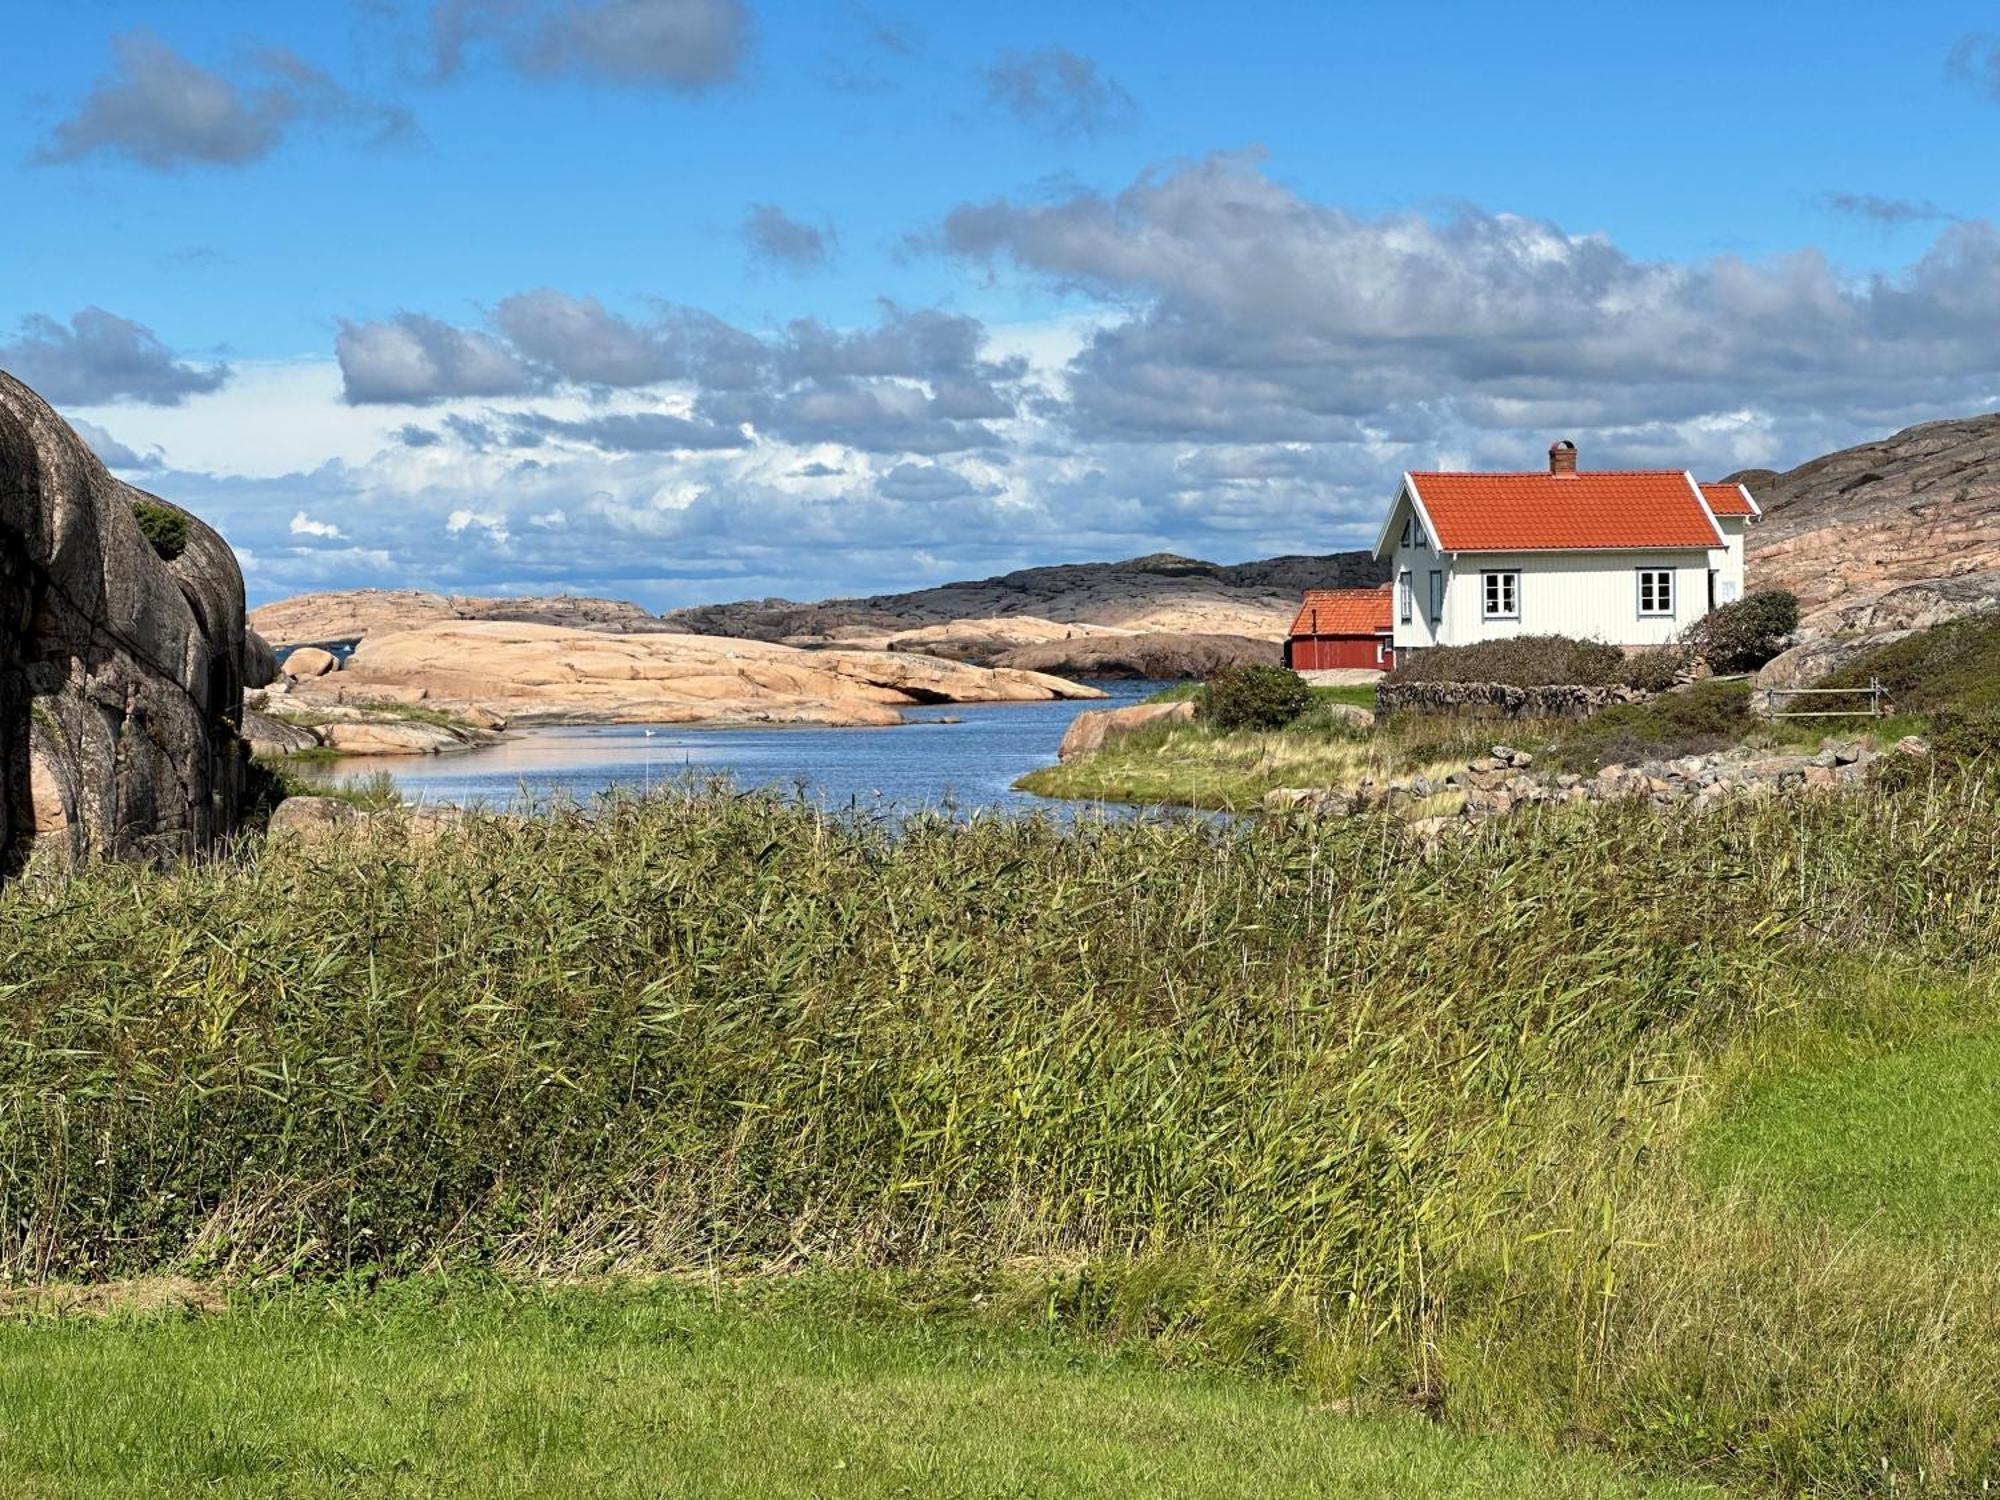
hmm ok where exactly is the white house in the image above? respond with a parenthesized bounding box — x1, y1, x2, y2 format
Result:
(1373, 440, 1760, 655)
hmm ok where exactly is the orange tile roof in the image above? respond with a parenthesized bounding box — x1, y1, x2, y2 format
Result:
(1290, 586, 1392, 637)
(1406, 471, 1723, 552)
(1700, 481, 1759, 518)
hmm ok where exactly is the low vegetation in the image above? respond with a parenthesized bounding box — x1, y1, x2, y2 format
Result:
(245, 758, 401, 817)
(0, 1278, 1697, 1498)
(1821, 611, 2000, 717)
(1018, 708, 1487, 811)
(129, 499, 188, 563)
(4, 783, 2000, 1491)
(1384, 634, 1682, 691)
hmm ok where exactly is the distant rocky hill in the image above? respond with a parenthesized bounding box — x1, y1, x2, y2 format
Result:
(249, 589, 677, 648)
(1739, 413, 2000, 623)
(661, 551, 1387, 644)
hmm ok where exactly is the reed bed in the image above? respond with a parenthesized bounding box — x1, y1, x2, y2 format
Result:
(2, 780, 1998, 1491)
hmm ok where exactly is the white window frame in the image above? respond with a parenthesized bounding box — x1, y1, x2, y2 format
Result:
(1481, 570, 1519, 621)
(1428, 570, 1444, 624)
(1400, 517, 1413, 548)
(1398, 570, 1413, 624)
(1637, 568, 1674, 617)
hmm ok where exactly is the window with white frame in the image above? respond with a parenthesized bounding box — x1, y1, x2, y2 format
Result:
(1400, 517, 1413, 548)
(1411, 515, 1427, 549)
(1398, 570, 1413, 623)
(1481, 570, 1519, 620)
(1637, 568, 1674, 616)
(1428, 570, 1444, 624)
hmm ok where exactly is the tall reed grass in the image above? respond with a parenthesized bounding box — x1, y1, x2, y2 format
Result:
(1, 779, 1997, 1491)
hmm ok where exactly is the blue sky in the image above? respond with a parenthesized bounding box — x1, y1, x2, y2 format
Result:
(6, 0, 2000, 608)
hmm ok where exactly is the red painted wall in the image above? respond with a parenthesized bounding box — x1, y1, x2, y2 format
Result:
(1288, 636, 1393, 671)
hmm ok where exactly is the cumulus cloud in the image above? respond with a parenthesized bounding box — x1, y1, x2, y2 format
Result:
(446, 507, 511, 544)
(939, 151, 2000, 447)
(289, 510, 346, 539)
(742, 204, 835, 270)
(433, 0, 750, 91)
(34, 31, 414, 170)
(329, 293, 1022, 454)
(336, 313, 540, 404)
(1, 308, 230, 405)
(983, 47, 1136, 138)
(492, 290, 684, 386)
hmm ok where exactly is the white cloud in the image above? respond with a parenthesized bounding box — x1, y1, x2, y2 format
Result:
(289, 510, 345, 538)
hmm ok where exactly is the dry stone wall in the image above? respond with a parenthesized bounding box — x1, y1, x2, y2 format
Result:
(1375, 680, 1649, 719)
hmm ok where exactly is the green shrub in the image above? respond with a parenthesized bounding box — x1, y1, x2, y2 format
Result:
(1551, 679, 1756, 772)
(1682, 590, 1798, 672)
(1821, 612, 2000, 717)
(130, 499, 189, 562)
(1202, 664, 1312, 730)
(1387, 635, 1682, 692)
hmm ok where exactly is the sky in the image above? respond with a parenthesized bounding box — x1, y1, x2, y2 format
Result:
(7, 1, 2000, 610)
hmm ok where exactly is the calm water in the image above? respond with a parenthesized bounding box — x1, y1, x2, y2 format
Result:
(319, 679, 1171, 817)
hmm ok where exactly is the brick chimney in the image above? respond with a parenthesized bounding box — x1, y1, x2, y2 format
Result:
(1549, 439, 1577, 476)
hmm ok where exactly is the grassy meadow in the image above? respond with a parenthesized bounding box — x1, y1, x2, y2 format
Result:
(1019, 675, 1927, 811)
(0, 1278, 1701, 1498)
(1, 775, 1999, 1492)
(1016, 682, 1496, 810)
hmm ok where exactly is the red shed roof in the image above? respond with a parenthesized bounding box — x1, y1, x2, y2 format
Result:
(1290, 586, 1392, 638)
(1699, 481, 1761, 518)
(1396, 470, 1724, 554)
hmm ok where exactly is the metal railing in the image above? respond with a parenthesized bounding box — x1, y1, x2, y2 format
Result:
(1767, 677, 1885, 719)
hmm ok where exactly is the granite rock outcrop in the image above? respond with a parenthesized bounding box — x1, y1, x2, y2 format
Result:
(1, 371, 252, 872)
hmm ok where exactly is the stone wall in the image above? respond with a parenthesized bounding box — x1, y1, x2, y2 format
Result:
(1375, 679, 1648, 719)
(1, 371, 252, 874)
(1264, 736, 1920, 833)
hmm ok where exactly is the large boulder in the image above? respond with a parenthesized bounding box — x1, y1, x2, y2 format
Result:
(1, 371, 252, 873)
(282, 645, 338, 679)
(1057, 699, 1198, 761)
(242, 708, 323, 758)
(321, 720, 476, 756)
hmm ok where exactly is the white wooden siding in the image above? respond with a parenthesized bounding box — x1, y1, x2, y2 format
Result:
(1709, 517, 1747, 604)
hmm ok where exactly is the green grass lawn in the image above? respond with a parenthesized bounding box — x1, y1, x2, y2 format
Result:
(1701, 1029, 2000, 1242)
(0, 1282, 1701, 1499)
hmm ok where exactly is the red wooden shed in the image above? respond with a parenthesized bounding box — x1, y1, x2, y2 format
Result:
(1285, 586, 1395, 671)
